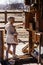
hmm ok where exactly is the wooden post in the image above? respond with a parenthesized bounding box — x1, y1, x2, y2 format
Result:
(25, 12, 29, 29)
(25, 12, 34, 54)
(5, 11, 7, 24)
(29, 30, 34, 54)
(25, 0, 30, 5)
(0, 30, 4, 60)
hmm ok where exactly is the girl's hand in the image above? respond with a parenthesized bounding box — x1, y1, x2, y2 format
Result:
(22, 22, 25, 26)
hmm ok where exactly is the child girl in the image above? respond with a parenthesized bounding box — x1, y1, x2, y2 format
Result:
(5, 17, 18, 59)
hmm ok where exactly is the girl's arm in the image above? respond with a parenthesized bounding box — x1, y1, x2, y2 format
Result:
(13, 22, 25, 27)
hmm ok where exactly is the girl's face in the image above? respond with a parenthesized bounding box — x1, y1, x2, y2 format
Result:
(10, 18, 14, 24)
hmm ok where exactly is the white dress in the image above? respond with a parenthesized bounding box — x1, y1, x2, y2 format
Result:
(5, 22, 18, 44)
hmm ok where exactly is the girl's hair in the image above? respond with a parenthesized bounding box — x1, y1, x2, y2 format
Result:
(8, 17, 14, 21)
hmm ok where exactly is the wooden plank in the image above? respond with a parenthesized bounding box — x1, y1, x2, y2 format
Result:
(0, 11, 23, 14)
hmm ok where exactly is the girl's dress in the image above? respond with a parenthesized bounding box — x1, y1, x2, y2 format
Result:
(5, 22, 18, 45)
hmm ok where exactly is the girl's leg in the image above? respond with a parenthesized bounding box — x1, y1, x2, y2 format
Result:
(6, 44, 11, 59)
(12, 45, 16, 57)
